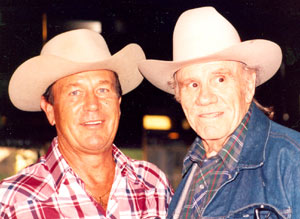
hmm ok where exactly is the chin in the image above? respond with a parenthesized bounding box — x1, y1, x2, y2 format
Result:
(197, 128, 228, 140)
(83, 136, 104, 146)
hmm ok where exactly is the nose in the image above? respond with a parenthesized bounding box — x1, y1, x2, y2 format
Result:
(83, 92, 99, 111)
(195, 86, 217, 106)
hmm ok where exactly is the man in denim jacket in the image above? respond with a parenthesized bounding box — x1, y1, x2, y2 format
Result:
(139, 7, 300, 218)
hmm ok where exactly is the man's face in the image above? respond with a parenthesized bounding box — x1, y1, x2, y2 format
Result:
(41, 70, 121, 154)
(175, 61, 256, 146)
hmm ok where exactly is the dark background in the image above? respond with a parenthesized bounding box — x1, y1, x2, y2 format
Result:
(0, 0, 299, 148)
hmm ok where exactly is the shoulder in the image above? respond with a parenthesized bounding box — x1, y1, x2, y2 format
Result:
(247, 105, 300, 157)
(0, 159, 54, 205)
(262, 121, 300, 172)
(113, 145, 172, 191)
(269, 120, 300, 152)
(126, 157, 172, 190)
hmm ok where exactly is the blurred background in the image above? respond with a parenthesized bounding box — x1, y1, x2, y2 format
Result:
(0, 0, 299, 188)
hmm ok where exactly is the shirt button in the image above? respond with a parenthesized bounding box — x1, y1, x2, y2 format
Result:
(199, 184, 205, 189)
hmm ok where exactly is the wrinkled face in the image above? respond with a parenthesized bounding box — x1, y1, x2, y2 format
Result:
(41, 70, 121, 154)
(175, 61, 256, 146)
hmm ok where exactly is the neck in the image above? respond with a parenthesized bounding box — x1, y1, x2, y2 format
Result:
(202, 137, 229, 158)
(57, 139, 116, 210)
(72, 151, 115, 184)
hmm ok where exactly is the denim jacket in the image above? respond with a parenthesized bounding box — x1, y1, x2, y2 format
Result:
(168, 104, 300, 218)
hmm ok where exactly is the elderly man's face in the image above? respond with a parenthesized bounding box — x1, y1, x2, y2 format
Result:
(175, 61, 256, 146)
(41, 70, 121, 154)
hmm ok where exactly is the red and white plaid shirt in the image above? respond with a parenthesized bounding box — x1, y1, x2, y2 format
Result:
(0, 137, 173, 218)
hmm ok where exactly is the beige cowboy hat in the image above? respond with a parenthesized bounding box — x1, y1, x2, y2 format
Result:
(138, 6, 282, 94)
(9, 29, 145, 111)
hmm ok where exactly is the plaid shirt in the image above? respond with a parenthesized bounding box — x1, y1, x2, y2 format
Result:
(179, 106, 252, 218)
(0, 137, 173, 219)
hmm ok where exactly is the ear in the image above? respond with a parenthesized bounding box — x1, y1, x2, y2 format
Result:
(173, 74, 181, 103)
(118, 97, 122, 117)
(174, 88, 181, 103)
(245, 71, 256, 103)
(40, 97, 56, 126)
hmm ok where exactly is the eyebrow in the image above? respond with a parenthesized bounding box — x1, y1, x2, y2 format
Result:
(97, 80, 113, 86)
(211, 67, 229, 72)
(65, 79, 113, 87)
(211, 68, 234, 76)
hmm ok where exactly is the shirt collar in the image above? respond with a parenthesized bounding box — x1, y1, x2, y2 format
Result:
(112, 144, 130, 174)
(112, 144, 141, 183)
(44, 137, 146, 191)
(43, 137, 75, 191)
(182, 103, 253, 175)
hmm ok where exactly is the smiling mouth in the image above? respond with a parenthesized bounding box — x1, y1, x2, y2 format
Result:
(82, 120, 104, 126)
(198, 112, 223, 118)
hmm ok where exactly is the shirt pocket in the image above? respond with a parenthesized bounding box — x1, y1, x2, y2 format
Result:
(226, 204, 291, 219)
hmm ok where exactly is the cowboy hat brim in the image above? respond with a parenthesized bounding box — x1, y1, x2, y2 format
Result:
(9, 43, 145, 111)
(138, 39, 282, 94)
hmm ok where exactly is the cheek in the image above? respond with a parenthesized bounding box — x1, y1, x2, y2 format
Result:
(104, 100, 121, 116)
(235, 91, 249, 112)
(181, 103, 197, 127)
(224, 94, 249, 129)
(181, 98, 191, 114)
(181, 91, 198, 109)
(58, 103, 81, 123)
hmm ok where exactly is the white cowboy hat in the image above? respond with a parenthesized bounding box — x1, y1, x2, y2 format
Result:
(138, 6, 282, 94)
(9, 29, 145, 111)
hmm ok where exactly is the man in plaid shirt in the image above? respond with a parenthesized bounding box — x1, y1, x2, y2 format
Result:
(0, 29, 173, 218)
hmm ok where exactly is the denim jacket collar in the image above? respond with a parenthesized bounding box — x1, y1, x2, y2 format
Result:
(237, 103, 270, 169)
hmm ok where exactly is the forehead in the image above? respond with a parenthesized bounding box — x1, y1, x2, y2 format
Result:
(55, 69, 116, 87)
(176, 61, 243, 80)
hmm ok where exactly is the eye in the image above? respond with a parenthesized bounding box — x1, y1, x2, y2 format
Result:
(188, 82, 199, 88)
(216, 76, 225, 83)
(69, 90, 82, 96)
(97, 88, 109, 94)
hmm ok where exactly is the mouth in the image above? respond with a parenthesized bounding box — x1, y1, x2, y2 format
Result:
(81, 120, 104, 127)
(198, 112, 223, 118)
